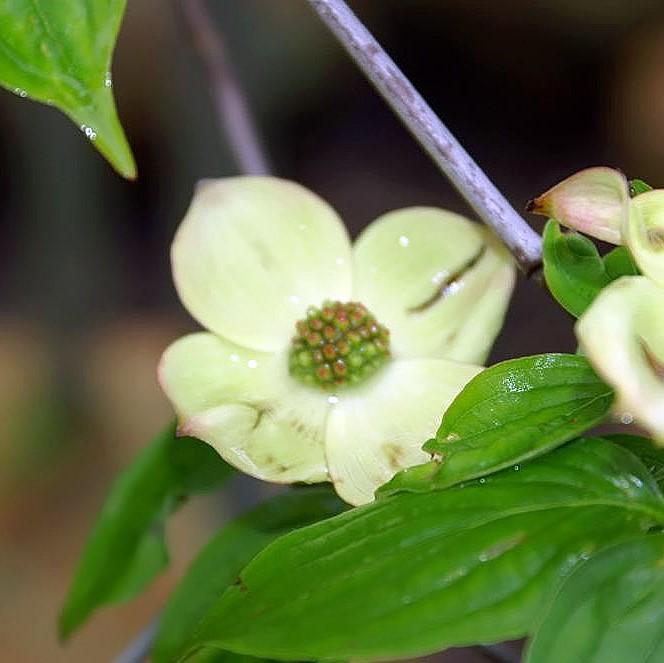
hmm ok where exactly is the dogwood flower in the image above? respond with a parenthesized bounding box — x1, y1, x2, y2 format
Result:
(530, 167, 664, 444)
(158, 177, 515, 504)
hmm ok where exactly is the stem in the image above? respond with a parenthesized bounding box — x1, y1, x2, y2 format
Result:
(179, 0, 271, 175)
(112, 615, 159, 663)
(307, 0, 542, 275)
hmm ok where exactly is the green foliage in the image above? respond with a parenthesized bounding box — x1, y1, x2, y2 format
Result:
(154, 487, 346, 663)
(607, 434, 664, 490)
(542, 220, 639, 317)
(0, 0, 135, 177)
(185, 651, 273, 663)
(629, 178, 653, 197)
(58, 423, 233, 640)
(379, 354, 613, 497)
(183, 440, 663, 662)
(603, 246, 640, 279)
(526, 534, 664, 663)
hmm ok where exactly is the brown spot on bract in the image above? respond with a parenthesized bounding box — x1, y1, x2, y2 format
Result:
(384, 442, 405, 471)
(408, 245, 487, 313)
(233, 577, 249, 592)
(525, 195, 549, 216)
(252, 405, 273, 430)
(647, 227, 664, 250)
(641, 338, 664, 380)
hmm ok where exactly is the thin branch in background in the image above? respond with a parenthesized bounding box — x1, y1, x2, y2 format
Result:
(307, 0, 542, 276)
(179, 0, 271, 176)
(112, 614, 159, 663)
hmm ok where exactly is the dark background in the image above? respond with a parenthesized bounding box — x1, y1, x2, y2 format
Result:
(2, 1, 663, 660)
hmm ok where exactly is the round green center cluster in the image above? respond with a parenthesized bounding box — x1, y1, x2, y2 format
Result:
(289, 300, 391, 390)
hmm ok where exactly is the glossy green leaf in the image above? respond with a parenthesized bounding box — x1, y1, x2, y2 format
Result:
(184, 440, 664, 662)
(629, 178, 653, 197)
(59, 423, 233, 640)
(542, 220, 639, 317)
(379, 354, 613, 497)
(0, 1, 135, 178)
(542, 221, 639, 317)
(526, 534, 664, 663)
(606, 434, 664, 490)
(154, 487, 346, 663)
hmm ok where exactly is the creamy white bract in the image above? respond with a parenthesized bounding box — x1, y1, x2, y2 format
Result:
(532, 167, 664, 444)
(159, 177, 516, 504)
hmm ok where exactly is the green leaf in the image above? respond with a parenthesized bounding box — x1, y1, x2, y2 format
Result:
(542, 220, 636, 317)
(541, 220, 640, 317)
(58, 423, 233, 640)
(0, 1, 135, 178)
(186, 652, 273, 663)
(629, 178, 653, 197)
(603, 246, 640, 279)
(154, 487, 346, 663)
(526, 534, 664, 663)
(606, 434, 664, 491)
(379, 354, 613, 497)
(185, 439, 664, 662)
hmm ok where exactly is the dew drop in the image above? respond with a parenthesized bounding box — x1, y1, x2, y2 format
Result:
(513, 464, 520, 471)
(80, 124, 97, 141)
(432, 270, 446, 285)
(247, 359, 258, 369)
(478, 477, 486, 484)
(104, 71, 113, 88)
(398, 235, 410, 247)
(620, 412, 634, 425)
(327, 395, 339, 405)
(14, 87, 27, 98)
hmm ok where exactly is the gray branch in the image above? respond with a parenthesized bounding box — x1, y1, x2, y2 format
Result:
(112, 614, 159, 663)
(307, 0, 542, 275)
(180, 0, 271, 175)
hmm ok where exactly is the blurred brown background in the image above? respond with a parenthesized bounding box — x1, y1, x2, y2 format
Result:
(2, 0, 664, 660)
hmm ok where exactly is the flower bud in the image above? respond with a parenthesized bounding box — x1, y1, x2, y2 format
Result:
(527, 167, 628, 244)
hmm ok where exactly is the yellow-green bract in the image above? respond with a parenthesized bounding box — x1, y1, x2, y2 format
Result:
(159, 176, 516, 505)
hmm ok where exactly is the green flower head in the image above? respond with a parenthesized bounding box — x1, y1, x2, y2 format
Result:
(159, 177, 515, 504)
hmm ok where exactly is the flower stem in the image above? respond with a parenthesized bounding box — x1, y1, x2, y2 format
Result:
(179, 0, 271, 175)
(307, 0, 542, 276)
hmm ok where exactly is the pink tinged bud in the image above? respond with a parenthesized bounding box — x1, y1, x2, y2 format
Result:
(527, 167, 628, 245)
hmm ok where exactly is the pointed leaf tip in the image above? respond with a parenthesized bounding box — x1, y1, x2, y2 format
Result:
(0, 1, 135, 179)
